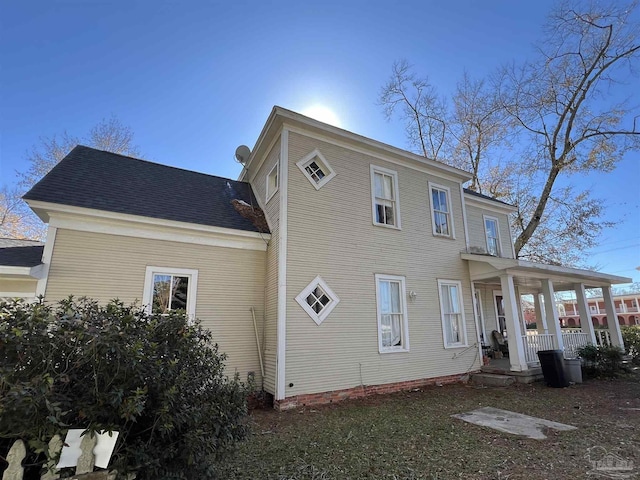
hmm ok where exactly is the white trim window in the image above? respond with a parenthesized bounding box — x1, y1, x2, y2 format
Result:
(375, 274, 409, 353)
(483, 215, 501, 256)
(295, 276, 340, 325)
(142, 266, 198, 319)
(429, 183, 453, 238)
(438, 279, 467, 348)
(296, 149, 336, 190)
(266, 161, 279, 202)
(371, 165, 401, 229)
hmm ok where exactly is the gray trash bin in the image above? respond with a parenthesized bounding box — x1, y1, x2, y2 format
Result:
(564, 358, 582, 384)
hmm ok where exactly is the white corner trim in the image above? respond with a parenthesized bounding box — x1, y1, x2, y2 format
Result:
(437, 279, 469, 349)
(142, 266, 199, 317)
(375, 273, 410, 354)
(266, 160, 279, 203)
(36, 226, 57, 298)
(276, 128, 289, 400)
(370, 164, 402, 230)
(296, 149, 336, 190)
(459, 184, 470, 250)
(428, 182, 456, 239)
(294, 276, 340, 325)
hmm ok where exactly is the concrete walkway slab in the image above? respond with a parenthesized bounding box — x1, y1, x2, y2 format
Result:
(452, 406, 577, 439)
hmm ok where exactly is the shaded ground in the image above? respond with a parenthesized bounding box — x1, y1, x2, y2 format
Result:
(218, 374, 640, 479)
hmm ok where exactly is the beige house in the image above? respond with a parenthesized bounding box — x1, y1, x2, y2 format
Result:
(0, 107, 630, 409)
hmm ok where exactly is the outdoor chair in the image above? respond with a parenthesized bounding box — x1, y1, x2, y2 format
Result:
(491, 330, 509, 357)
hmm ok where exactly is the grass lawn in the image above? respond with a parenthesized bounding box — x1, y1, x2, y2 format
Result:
(218, 374, 640, 479)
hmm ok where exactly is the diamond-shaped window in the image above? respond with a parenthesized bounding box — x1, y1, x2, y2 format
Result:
(296, 149, 336, 190)
(295, 276, 340, 325)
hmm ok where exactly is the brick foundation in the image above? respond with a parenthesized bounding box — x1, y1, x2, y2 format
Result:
(274, 373, 474, 410)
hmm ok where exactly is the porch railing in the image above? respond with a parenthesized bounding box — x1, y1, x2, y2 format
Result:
(522, 333, 555, 364)
(561, 331, 590, 358)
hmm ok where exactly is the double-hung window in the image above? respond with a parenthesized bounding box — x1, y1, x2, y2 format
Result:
(429, 183, 453, 237)
(266, 162, 279, 202)
(143, 266, 198, 319)
(484, 215, 500, 256)
(371, 166, 400, 228)
(375, 274, 409, 352)
(438, 279, 467, 348)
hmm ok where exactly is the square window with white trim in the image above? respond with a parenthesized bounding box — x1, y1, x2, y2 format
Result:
(266, 162, 279, 202)
(296, 149, 336, 190)
(375, 274, 409, 353)
(371, 166, 401, 229)
(143, 266, 198, 319)
(483, 215, 501, 256)
(295, 276, 340, 325)
(429, 183, 454, 237)
(438, 279, 468, 348)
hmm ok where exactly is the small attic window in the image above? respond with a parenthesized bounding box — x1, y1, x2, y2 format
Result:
(266, 162, 279, 202)
(296, 149, 336, 190)
(295, 276, 340, 325)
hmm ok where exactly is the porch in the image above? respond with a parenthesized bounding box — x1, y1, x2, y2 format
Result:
(464, 253, 629, 374)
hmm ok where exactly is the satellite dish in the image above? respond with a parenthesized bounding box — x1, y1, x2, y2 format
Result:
(235, 145, 251, 165)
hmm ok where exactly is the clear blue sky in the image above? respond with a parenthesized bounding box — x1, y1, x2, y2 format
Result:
(1, 0, 638, 282)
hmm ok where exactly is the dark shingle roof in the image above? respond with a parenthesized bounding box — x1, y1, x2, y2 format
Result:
(0, 245, 44, 267)
(23, 146, 268, 234)
(463, 188, 514, 207)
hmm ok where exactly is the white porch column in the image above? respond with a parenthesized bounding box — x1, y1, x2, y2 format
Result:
(499, 274, 528, 371)
(574, 283, 597, 345)
(534, 293, 548, 334)
(602, 286, 625, 348)
(541, 279, 565, 351)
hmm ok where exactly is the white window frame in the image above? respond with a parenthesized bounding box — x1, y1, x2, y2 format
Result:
(142, 266, 199, 319)
(266, 161, 279, 202)
(370, 165, 401, 229)
(429, 182, 455, 238)
(296, 149, 336, 190)
(375, 274, 409, 353)
(483, 214, 501, 257)
(295, 275, 340, 325)
(438, 279, 468, 349)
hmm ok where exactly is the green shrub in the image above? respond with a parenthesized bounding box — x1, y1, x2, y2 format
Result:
(576, 343, 625, 376)
(621, 326, 640, 364)
(0, 297, 249, 479)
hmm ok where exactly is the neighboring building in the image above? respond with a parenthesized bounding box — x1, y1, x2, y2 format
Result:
(558, 294, 640, 327)
(0, 107, 631, 409)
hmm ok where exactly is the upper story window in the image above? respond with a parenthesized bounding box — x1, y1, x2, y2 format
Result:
(483, 215, 501, 256)
(266, 162, 279, 202)
(142, 266, 198, 318)
(296, 149, 336, 190)
(375, 274, 409, 353)
(429, 183, 453, 238)
(371, 165, 401, 229)
(295, 276, 340, 325)
(438, 279, 467, 348)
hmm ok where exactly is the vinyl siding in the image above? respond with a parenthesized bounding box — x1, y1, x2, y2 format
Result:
(45, 228, 266, 383)
(0, 279, 37, 296)
(283, 131, 480, 398)
(247, 138, 281, 394)
(465, 204, 514, 259)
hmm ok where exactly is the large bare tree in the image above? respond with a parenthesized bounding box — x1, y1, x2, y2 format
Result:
(380, 0, 640, 266)
(1, 116, 139, 240)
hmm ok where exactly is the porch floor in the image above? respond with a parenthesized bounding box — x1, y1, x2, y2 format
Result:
(480, 358, 543, 384)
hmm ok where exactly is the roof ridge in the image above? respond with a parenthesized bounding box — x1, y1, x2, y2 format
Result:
(74, 145, 248, 184)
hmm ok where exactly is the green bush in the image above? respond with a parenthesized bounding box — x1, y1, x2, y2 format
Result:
(621, 326, 640, 364)
(576, 343, 625, 376)
(0, 297, 250, 479)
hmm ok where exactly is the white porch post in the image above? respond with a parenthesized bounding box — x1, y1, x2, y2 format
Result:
(499, 274, 528, 371)
(541, 279, 565, 351)
(602, 286, 625, 348)
(534, 293, 548, 334)
(574, 283, 597, 345)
